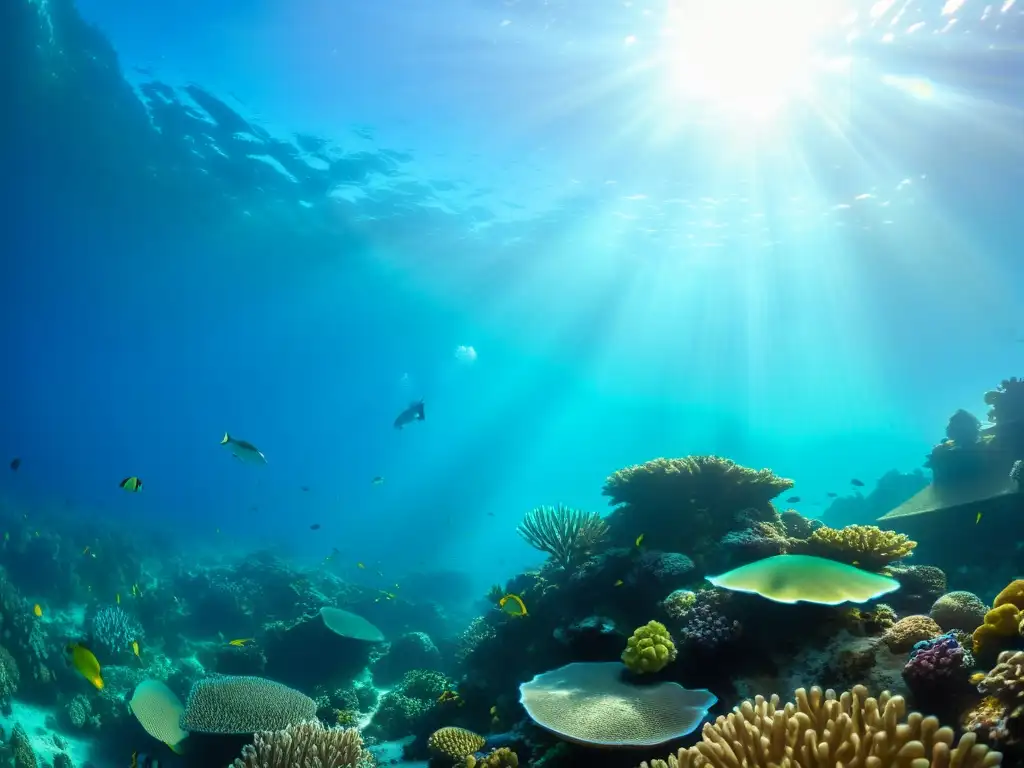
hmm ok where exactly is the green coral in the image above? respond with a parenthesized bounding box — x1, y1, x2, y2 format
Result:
(799, 524, 916, 571)
(395, 669, 450, 700)
(517, 504, 608, 570)
(622, 620, 677, 674)
(180, 676, 316, 734)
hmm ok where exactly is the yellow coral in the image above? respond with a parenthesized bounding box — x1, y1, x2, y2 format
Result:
(637, 685, 1002, 768)
(883, 615, 942, 652)
(427, 727, 486, 759)
(993, 580, 1024, 610)
(973, 604, 1021, 655)
(622, 621, 677, 674)
(802, 524, 916, 571)
(463, 748, 519, 768)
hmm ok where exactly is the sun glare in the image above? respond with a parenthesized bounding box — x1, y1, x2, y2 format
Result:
(659, 0, 847, 122)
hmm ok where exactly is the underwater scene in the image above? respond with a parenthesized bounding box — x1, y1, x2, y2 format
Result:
(4, 0, 1024, 766)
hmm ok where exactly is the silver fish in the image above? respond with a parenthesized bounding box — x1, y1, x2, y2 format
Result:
(220, 433, 267, 464)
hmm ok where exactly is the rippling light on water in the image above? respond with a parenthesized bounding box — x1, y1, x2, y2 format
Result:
(658, 0, 850, 122)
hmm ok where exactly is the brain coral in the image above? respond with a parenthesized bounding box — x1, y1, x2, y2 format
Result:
(930, 591, 988, 632)
(232, 720, 368, 768)
(180, 676, 317, 734)
(884, 615, 942, 653)
(519, 661, 716, 747)
(428, 727, 486, 759)
(637, 685, 1002, 768)
(622, 621, 677, 675)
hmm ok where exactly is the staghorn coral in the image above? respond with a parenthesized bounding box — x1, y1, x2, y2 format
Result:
(180, 675, 316, 734)
(90, 605, 143, 656)
(637, 684, 1002, 768)
(622, 621, 677, 674)
(232, 720, 369, 768)
(463, 747, 518, 768)
(799, 524, 916, 571)
(516, 504, 608, 570)
(883, 615, 942, 653)
(931, 591, 988, 632)
(428, 727, 486, 759)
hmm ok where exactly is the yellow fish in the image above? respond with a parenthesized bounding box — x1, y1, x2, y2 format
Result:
(228, 638, 253, 647)
(614, 579, 624, 587)
(119, 476, 143, 492)
(67, 643, 104, 689)
(357, 562, 365, 569)
(116, 593, 121, 605)
(437, 690, 461, 704)
(635, 533, 644, 547)
(131, 640, 140, 658)
(976, 512, 983, 525)
(131, 584, 140, 597)
(131, 752, 138, 768)
(498, 593, 528, 617)
(33, 603, 42, 617)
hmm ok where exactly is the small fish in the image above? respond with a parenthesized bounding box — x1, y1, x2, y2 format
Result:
(33, 530, 39, 537)
(310, 523, 321, 530)
(614, 579, 624, 587)
(376, 569, 384, 578)
(228, 638, 253, 647)
(826, 492, 838, 498)
(487, 512, 495, 517)
(850, 478, 864, 487)
(301, 486, 310, 492)
(976, 512, 983, 525)
(131, 640, 140, 658)
(393, 399, 425, 429)
(357, 562, 365, 569)
(33, 604, 42, 617)
(635, 533, 644, 547)
(499, 593, 528, 617)
(220, 433, 267, 464)
(131, 583, 140, 597)
(66, 643, 104, 689)
(490, 705, 498, 716)
(375, 590, 397, 602)
(116, 593, 121, 604)
(119, 476, 143, 492)
(82, 546, 90, 555)
(438, 690, 462, 704)
(9, 458, 20, 471)
(785, 496, 801, 503)
(372, 476, 385, 485)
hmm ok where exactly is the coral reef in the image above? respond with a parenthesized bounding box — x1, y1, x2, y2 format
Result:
(232, 720, 368, 768)
(516, 505, 608, 571)
(428, 727, 486, 759)
(797, 524, 916, 571)
(931, 591, 988, 633)
(180, 675, 317, 733)
(621, 621, 677, 674)
(884, 615, 942, 653)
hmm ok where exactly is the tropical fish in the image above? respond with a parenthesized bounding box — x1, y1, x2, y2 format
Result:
(9, 458, 20, 471)
(357, 562, 366, 569)
(131, 584, 141, 597)
(33, 604, 42, 617)
(393, 399, 425, 429)
(228, 638, 253, 647)
(116, 593, 121, 604)
(310, 523, 321, 530)
(82, 546, 90, 555)
(499, 593, 528, 617)
(826, 492, 838, 498)
(131, 640, 140, 658)
(119, 476, 143, 492)
(850, 478, 864, 487)
(300, 486, 310, 492)
(220, 433, 267, 464)
(66, 643, 104, 689)
(976, 512, 983, 525)
(128, 679, 186, 755)
(635, 533, 644, 548)
(372, 476, 385, 485)
(375, 590, 397, 602)
(785, 496, 801, 503)
(614, 579, 624, 587)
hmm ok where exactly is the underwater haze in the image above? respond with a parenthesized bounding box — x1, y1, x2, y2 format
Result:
(2, 0, 1024, 764)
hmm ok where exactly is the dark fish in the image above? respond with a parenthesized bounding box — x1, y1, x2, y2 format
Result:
(826, 492, 838, 498)
(310, 523, 321, 530)
(394, 399, 425, 429)
(785, 496, 801, 503)
(487, 512, 495, 517)
(850, 478, 864, 487)
(9, 458, 20, 471)
(372, 476, 385, 485)
(301, 486, 310, 492)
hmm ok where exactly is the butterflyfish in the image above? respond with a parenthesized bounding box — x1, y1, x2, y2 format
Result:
(228, 638, 253, 647)
(116, 593, 121, 604)
(220, 433, 267, 464)
(499, 593, 528, 617)
(357, 562, 365, 569)
(976, 512, 983, 524)
(66, 643, 104, 689)
(132, 640, 140, 658)
(635, 533, 644, 547)
(33, 603, 42, 617)
(119, 476, 143, 492)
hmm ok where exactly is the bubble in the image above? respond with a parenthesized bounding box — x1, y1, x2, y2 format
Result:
(454, 345, 478, 364)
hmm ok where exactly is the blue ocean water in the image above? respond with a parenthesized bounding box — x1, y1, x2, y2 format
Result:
(2, 2, 1024, 763)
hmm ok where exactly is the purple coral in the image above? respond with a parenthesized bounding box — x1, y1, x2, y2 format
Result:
(902, 633, 969, 700)
(678, 590, 741, 650)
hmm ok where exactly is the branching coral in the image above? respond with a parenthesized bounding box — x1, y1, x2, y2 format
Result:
(516, 504, 608, 570)
(601, 456, 792, 555)
(637, 685, 1003, 768)
(799, 524, 916, 571)
(233, 720, 369, 768)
